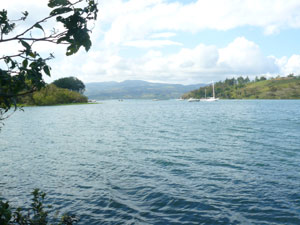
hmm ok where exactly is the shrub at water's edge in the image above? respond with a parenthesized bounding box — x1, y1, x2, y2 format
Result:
(18, 84, 88, 106)
(0, 189, 76, 225)
(182, 75, 300, 99)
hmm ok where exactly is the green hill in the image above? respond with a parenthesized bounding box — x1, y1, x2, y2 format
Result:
(182, 75, 300, 99)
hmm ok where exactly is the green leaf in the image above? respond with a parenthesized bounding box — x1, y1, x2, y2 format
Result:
(22, 11, 28, 17)
(48, 0, 70, 8)
(10, 60, 16, 69)
(50, 7, 72, 16)
(4, 57, 11, 64)
(43, 66, 51, 76)
(34, 23, 44, 32)
(29, 62, 37, 68)
(66, 44, 79, 56)
(22, 59, 28, 68)
(29, 51, 36, 58)
(21, 11, 29, 20)
(20, 40, 31, 51)
(57, 37, 66, 44)
(83, 39, 91, 52)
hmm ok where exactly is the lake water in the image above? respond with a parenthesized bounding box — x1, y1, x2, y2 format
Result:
(1, 100, 300, 224)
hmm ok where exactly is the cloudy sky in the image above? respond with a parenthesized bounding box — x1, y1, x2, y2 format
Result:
(1, 0, 300, 84)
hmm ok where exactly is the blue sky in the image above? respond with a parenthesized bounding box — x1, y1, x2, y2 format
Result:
(120, 27, 300, 59)
(2, 0, 300, 84)
(174, 27, 300, 58)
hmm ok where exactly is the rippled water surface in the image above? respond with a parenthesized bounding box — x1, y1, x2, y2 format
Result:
(1, 100, 300, 224)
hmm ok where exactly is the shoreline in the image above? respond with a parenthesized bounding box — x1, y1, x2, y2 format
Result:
(17, 102, 100, 107)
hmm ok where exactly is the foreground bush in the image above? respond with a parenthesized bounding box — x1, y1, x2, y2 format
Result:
(0, 189, 76, 225)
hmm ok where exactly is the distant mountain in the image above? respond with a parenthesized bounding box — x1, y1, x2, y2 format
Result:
(84, 80, 205, 100)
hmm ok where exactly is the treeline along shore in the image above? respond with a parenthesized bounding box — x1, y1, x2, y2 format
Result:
(182, 75, 300, 100)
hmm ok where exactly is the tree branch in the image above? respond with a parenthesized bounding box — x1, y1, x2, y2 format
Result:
(0, 52, 23, 60)
(0, 88, 37, 98)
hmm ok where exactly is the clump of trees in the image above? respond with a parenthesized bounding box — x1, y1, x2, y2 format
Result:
(52, 77, 85, 94)
(214, 76, 251, 99)
(18, 84, 87, 106)
(16, 76, 88, 106)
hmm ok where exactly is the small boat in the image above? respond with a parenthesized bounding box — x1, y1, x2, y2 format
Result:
(188, 98, 200, 102)
(200, 82, 219, 102)
(201, 97, 219, 102)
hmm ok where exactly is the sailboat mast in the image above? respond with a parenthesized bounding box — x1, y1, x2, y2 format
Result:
(212, 82, 215, 99)
(205, 89, 206, 99)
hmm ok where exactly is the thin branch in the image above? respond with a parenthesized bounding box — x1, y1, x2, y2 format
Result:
(0, 52, 23, 60)
(15, 15, 54, 39)
(0, 88, 37, 98)
(0, 0, 85, 43)
(0, 27, 3, 40)
(0, 14, 56, 43)
(0, 31, 69, 45)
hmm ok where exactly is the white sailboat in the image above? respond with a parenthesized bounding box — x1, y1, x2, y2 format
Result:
(188, 98, 200, 102)
(201, 82, 219, 102)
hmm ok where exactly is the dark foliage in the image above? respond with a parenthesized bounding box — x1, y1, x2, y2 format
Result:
(0, 189, 77, 225)
(52, 77, 85, 93)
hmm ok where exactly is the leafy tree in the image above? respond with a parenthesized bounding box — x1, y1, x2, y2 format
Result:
(0, 0, 98, 119)
(245, 76, 250, 83)
(224, 78, 236, 86)
(52, 77, 85, 93)
(260, 76, 267, 81)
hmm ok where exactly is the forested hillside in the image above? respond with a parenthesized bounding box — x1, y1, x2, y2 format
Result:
(182, 75, 300, 99)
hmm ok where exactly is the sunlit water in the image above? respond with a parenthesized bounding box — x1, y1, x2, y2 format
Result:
(1, 100, 300, 224)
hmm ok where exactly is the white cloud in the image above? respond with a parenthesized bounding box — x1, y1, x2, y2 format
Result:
(279, 55, 300, 75)
(264, 25, 280, 35)
(124, 40, 182, 48)
(218, 37, 279, 74)
(130, 37, 281, 83)
(150, 32, 177, 39)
